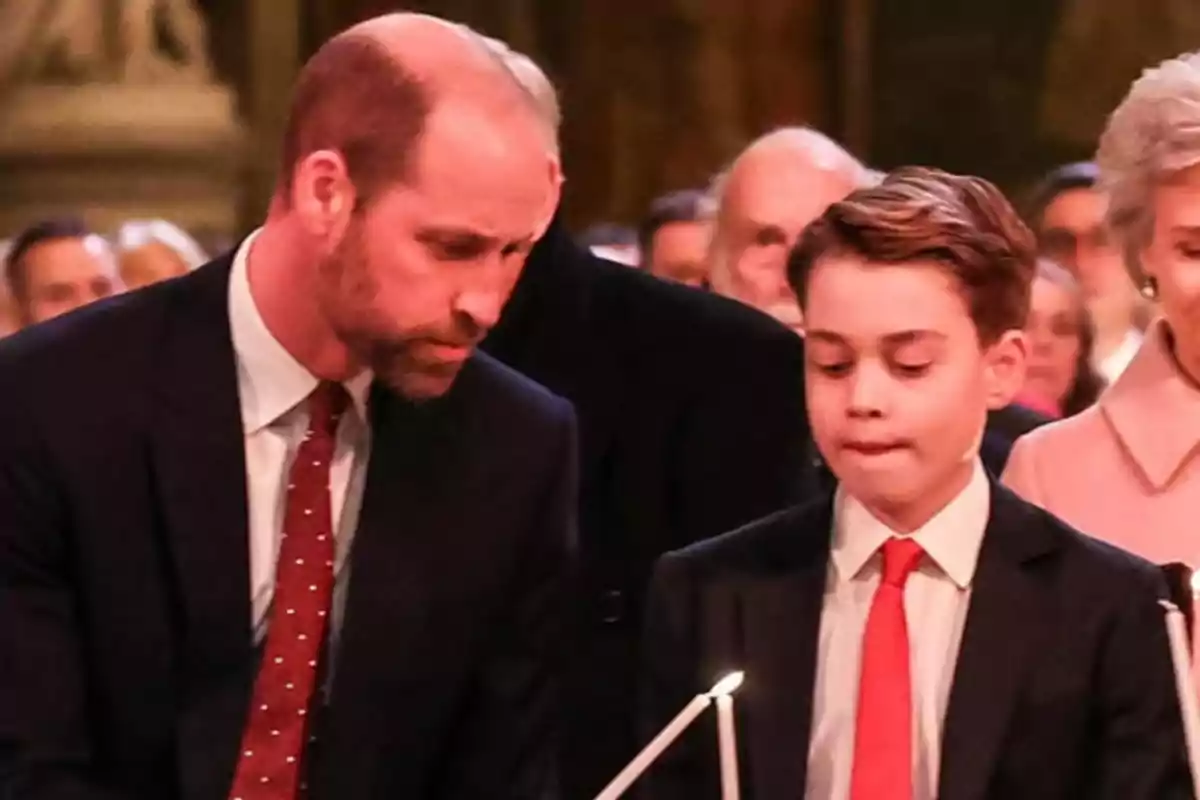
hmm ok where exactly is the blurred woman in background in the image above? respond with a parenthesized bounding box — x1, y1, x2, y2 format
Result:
(114, 219, 207, 290)
(1004, 51, 1200, 564)
(1016, 259, 1105, 418)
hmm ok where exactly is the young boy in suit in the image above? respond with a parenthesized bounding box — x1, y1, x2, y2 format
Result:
(639, 167, 1193, 800)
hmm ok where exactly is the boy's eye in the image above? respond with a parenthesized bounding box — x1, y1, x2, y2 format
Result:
(893, 362, 931, 377)
(814, 362, 853, 377)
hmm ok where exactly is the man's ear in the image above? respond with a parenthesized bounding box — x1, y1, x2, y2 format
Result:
(982, 328, 1028, 410)
(533, 157, 564, 241)
(290, 149, 357, 249)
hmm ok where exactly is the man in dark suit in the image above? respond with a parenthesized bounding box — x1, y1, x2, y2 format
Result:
(477, 43, 813, 799)
(641, 168, 1191, 799)
(0, 15, 576, 800)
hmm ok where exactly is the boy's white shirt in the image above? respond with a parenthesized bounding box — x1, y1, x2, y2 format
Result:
(805, 459, 991, 800)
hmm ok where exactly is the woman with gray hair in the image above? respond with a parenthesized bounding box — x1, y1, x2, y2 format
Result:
(114, 218, 207, 290)
(1004, 50, 1200, 567)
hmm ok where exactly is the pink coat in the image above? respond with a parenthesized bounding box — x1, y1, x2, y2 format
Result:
(1003, 318, 1200, 566)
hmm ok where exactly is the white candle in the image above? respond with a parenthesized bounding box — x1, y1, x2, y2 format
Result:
(593, 694, 711, 800)
(594, 671, 745, 800)
(1160, 600, 1200, 799)
(716, 694, 741, 800)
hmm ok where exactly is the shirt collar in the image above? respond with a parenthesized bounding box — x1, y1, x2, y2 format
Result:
(228, 229, 372, 434)
(832, 459, 991, 590)
(1101, 317, 1200, 491)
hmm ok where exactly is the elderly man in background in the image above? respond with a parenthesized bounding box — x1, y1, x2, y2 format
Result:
(707, 127, 875, 333)
(480, 36, 814, 799)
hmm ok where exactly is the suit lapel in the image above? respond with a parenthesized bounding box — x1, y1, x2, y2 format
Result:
(148, 259, 254, 800)
(938, 483, 1060, 800)
(312, 374, 472, 799)
(741, 499, 833, 798)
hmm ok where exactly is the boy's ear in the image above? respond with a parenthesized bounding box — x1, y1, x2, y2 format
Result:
(982, 329, 1027, 410)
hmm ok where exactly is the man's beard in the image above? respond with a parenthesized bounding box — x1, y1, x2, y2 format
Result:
(321, 233, 473, 402)
(351, 334, 466, 402)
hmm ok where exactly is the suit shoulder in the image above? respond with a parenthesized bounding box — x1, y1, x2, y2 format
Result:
(0, 279, 178, 400)
(1002, 485, 1164, 591)
(989, 403, 1051, 438)
(458, 350, 574, 426)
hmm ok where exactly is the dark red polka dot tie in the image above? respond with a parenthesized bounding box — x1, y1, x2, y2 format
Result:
(228, 381, 348, 800)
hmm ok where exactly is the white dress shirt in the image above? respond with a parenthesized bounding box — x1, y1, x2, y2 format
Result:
(227, 230, 373, 656)
(805, 461, 991, 800)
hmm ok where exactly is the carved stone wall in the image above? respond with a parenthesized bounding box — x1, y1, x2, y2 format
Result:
(0, 0, 248, 239)
(4, 1, 1189, 238)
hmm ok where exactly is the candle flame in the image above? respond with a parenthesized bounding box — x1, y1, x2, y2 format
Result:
(708, 671, 745, 698)
(1191, 571, 1200, 595)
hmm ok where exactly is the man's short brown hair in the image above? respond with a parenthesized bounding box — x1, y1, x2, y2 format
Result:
(5, 216, 93, 303)
(787, 166, 1037, 343)
(279, 34, 431, 207)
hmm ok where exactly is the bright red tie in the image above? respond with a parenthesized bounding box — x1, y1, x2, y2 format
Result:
(849, 536, 924, 800)
(228, 382, 348, 800)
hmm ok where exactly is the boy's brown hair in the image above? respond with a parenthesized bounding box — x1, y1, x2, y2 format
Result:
(787, 166, 1037, 344)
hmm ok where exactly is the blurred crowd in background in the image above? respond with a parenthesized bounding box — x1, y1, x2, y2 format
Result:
(0, 147, 1146, 425)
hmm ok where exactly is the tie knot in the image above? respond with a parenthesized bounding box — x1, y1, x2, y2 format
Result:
(880, 537, 923, 588)
(307, 381, 349, 439)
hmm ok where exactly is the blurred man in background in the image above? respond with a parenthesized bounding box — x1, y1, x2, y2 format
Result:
(1026, 161, 1147, 383)
(638, 189, 710, 287)
(4, 217, 122, 327)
